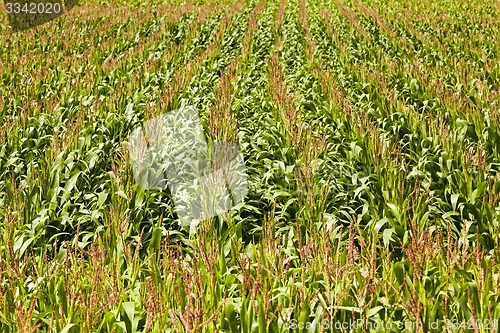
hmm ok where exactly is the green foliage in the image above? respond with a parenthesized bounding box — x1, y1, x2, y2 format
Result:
(1, 0, 500, 331)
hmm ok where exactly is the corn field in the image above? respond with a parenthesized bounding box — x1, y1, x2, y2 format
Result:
(1, 0, 500, 331)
